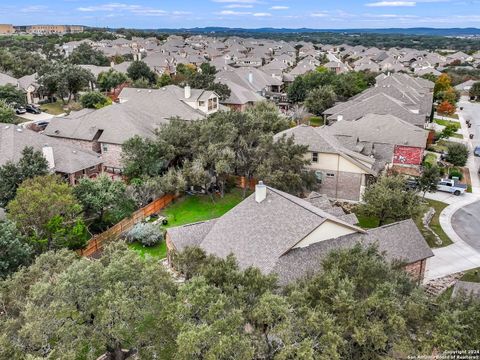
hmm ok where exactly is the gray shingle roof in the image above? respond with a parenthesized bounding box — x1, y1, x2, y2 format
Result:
(0, 123, 103, 174)
(44, 85, 214, 145)
(272, 219, 433, 285)
(327, 113, 428, 149)
(168, 186, 431, 285)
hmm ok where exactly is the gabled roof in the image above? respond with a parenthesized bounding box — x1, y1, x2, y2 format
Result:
(45, 85, 215, 145)
(275, 125, 377, 175)
(327, 113, 428, 149)
(0, 123, 103, 174)
(169, 186, 365, 275)
(326, 93, 426, 127)
(168, 187, 432, 285)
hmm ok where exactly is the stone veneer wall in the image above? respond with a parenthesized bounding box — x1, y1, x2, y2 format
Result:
(404, 259, 427, 283)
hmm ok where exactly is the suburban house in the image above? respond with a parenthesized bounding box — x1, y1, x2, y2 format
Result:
(327, 113, 429, 174)
(275, 125, 378, 201)
(167, 183, 434, 285)
(0, 123, 103, 184)
(44, 85, 220, 172)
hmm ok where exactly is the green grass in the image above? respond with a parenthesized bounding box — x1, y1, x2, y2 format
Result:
(450, 133, 464, 139)
(40, 101, 67, 115)
(162, 188, 246, 228)
(423, 153, 438, 167)
(309, 116, 324, 127)
(460, 267, 480, 283)
(428, 140, 456, 153)
(414, 199, 452, 248)
(356, 214, 380, 229)
(354, 198, 452, 248)
(434, 118, 460, 129)
(128, 241, 167, 259)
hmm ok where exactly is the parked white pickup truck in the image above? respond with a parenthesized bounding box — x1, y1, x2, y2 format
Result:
(437, 179, 467, 196)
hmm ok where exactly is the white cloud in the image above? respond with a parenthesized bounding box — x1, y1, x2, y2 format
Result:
(224, 4, 254, 8)
(365, 1, 416, 6)
(270, 5, 289, 10)
(253, 12, 272, 16)
(217, 9, 252, 15)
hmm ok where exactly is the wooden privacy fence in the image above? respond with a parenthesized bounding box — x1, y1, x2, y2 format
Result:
(77, 193, 177, 257)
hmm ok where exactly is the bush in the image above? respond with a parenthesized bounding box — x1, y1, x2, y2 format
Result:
(80, 91, 112, 109)
(125, 222, 163, 247)
(446, 143, 469, 166)
(449, 168, 463, 180)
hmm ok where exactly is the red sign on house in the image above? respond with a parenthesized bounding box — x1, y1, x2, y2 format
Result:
(393, 145, 423, 166)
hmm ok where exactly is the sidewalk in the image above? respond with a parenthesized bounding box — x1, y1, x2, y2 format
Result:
(423, 191, 480, 282)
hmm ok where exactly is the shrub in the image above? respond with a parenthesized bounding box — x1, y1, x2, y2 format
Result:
(449, 168, 463, 180)
(125, 222, 163, 247)
(80, 91, 112, 109)
(446, 143, 469, 166)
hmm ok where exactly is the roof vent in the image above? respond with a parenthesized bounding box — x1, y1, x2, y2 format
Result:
(16, 128, 23, 132)
(255, 181, 267, 203)
(337, 115, 343, 122)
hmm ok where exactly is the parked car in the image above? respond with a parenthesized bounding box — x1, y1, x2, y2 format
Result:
(25, 104, 41, 114)
(15, 106, 26, 115)
(474, 146, 480, 157)
(437, 179, 467, 196)
(35, 121, 49, 130)
(405, 178, 419, 191)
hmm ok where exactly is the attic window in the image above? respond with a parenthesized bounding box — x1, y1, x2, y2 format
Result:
(199, 100, 205, 107)
(312, 152, 318, 163)
(326, 173, 335, 178)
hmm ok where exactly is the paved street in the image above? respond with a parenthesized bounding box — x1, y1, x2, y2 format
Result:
(452, 201, 480, 251)
(423, 101, 480, 282)
(458, 97, 480, 193)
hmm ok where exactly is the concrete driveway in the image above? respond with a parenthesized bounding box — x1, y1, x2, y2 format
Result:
(17, 111, 54, 122)
(451, 200, 480, 251)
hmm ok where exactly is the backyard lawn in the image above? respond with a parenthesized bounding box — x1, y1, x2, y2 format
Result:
(423, 152, 438, 167)
(128, 188, 247, 259)
(162, 188, 246, 228)
(128, 240, 167, 259)
(309, 116, 324, 127)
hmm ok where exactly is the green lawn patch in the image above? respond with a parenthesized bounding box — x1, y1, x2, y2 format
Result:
(356, 214, 380, 229)
(40, 101, 68, 115)
(414, 199, 452, 248)
(309, 116, 324, 127)
(434, 118, 460, 129)
(450, 133, 463, 139)
(460, 267, 480, 283)
(428, 140, 456, 153)
(128, 241, 167, 259)
(162, 188, 246, 228)
(423, 152, 438, 167)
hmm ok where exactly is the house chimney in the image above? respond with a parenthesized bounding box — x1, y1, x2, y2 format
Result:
(337, 115, 343, 122)
(248, 71, 253, 84)
(184, 85, 191, 99)
(42, 145, 55, 171)
(255, 181, 267, 203)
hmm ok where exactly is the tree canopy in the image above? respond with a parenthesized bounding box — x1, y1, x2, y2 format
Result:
(7, 175, 88, 252)
(0, 146, 49, 207)
(358, 175, 422, 226)
(1, 243, 478, 359)
(68, 43, 110, 66)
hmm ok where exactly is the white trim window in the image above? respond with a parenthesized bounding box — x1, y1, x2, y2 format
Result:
(312, 152, 318, 163)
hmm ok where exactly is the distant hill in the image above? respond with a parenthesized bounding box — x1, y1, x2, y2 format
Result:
(148, 27, 480, 37)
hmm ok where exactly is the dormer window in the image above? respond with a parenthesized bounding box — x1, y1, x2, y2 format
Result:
(199, 101, 205, 107)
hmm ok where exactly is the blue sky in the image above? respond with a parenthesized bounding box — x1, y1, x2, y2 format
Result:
(1, 0, 479, 29)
